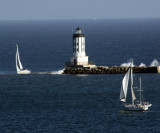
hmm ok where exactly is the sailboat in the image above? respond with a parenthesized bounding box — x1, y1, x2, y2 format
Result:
(120, 62, 152, 111)
(16, 45, 31, 74)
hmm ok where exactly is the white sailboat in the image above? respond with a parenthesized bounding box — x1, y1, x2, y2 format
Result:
(16, 45, 31, 74)
(120, 62, 152, 111)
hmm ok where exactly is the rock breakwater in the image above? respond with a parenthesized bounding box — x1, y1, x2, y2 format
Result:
(63, 66, 157, 74)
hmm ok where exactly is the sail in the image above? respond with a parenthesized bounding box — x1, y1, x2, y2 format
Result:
(16, 50, 20, 72)
(120, 68, 130, 102)
(16, 45, 23, 70)
(130, 63, 136, 102)
(131, 88, 136, 101)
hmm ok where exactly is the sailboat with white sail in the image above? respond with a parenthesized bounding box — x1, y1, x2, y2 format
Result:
(120, 62, 152, 111)
(16, 45, 31, 74)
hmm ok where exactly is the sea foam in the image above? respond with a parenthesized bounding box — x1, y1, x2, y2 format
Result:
(120, 59, 160, 67)
(50, 69, 64, 74)
(37, 69, 64, 74)
(139, 63, 146, 67)
(120, 60, 135, 67)
(150, 59, 159, 66)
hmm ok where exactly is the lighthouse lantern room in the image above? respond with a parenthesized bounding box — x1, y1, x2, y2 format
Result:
(71, 27, 89, 66)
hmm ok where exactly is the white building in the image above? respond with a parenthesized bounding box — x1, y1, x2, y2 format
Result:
(71, 27, 89, 66)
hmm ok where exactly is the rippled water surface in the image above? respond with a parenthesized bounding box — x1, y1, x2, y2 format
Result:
(0, 19, 160, 132)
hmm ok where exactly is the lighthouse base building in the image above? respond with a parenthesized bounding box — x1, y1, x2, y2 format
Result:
(66, 27, 96, 68)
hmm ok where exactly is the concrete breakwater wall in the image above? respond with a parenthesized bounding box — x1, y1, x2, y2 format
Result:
(63, 66, 158, 74)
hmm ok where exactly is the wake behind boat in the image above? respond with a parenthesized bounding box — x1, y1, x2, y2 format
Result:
(120, 62, 152, 111)
(16, 45, 31, 74)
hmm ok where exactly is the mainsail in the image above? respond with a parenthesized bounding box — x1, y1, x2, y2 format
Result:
(16, 49, 20, 72)
(16, 45, 23, 70)
(120, 68, 130, 102)
(130, 63, 136, 103)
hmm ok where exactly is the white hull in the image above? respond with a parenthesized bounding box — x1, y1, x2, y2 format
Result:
(125, 104, 152, 111)
(17, 69, 31, 74)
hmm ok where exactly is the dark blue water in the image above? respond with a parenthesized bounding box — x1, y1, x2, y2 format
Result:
(0, 19, 160, 132)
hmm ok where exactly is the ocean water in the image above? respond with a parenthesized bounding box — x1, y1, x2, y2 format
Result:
(0, 19, 160, 132)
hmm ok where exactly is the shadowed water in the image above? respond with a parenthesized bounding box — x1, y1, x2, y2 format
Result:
(0, 74, 160, 132)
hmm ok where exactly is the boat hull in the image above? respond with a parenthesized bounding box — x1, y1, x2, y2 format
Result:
(125, 104, 152, 111)
(17, 69, 31, 74)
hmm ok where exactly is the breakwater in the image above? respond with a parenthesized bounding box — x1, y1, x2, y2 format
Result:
(63, 66, 158, 74)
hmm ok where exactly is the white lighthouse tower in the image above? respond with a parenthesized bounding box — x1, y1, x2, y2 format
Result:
(71, 27, 89, 66)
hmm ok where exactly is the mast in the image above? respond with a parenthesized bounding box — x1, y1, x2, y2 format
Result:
(130, 61, 136, 105)
(139, 77, 142, 105)
(130, 63, 134, 105)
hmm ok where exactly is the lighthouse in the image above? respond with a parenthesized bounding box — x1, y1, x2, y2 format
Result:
(71, 27, 89, 66)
